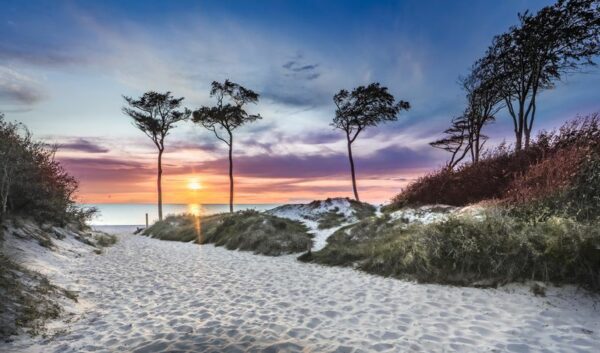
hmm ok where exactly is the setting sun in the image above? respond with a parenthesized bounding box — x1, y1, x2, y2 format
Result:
(187, 179, 202, 190)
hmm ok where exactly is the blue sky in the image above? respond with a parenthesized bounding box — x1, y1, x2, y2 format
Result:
(1, 0, 599, 203)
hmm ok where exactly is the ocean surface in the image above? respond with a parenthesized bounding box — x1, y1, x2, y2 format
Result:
(83, 203, 281, 226)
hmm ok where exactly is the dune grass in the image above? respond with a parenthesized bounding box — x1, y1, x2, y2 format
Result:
(143, 210, 312, 256)
(310, 199, 376, 229)
(0, 254, 73, 339)
(316, 209, 347, 229)
(300, 210, 600, 291)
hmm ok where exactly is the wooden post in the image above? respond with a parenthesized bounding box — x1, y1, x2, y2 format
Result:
(145, 213, 149, 228)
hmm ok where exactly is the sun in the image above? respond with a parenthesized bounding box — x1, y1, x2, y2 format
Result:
(187, 179, 202, 191)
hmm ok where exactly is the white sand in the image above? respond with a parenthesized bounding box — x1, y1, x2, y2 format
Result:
(3, 233, 599, 353)
(267, 198, 361, 251)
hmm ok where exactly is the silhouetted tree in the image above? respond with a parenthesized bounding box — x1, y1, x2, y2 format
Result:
(461, 64, 503, 163)
(0, 113, 91, 225)
(332, 83, 410, 201)
(122, 92, 190, 221)
(192, 80, 261, 213)
(484, 0, 600, 150)
(430, 115, 470, 170)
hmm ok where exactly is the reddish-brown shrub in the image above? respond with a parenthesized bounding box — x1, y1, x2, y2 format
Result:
(386, 114, 600, 210)
(504, 145, 589, 204)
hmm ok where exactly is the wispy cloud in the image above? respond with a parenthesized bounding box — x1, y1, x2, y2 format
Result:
(0, 66, 45, 105)
(58, 138, 110, 154)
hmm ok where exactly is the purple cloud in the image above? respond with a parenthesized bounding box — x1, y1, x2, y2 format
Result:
(188, 145, 437, 178)
(59, 138, 109, 153)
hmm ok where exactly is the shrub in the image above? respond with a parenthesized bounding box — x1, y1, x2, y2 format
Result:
(94, 234, 117, 247)
(304, 211, 600, 291)
(143, 212, 313, 256)
(385, 114, 600, 212)
(0, 114, 94, 226)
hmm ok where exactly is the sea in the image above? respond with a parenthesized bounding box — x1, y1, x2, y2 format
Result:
(83, 203, 281, 227)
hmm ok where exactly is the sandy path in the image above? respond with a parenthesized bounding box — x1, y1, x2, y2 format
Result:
(4, 234, 599, 353)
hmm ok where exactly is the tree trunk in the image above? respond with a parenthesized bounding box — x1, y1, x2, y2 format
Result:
(157, 149, 163, 221)
(228, 134, 234, 213)
(515, 133, 523, 152)
(525, 98, 536, 149)
(346, 138, 360, 201)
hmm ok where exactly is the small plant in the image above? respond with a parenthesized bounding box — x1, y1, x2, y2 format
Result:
(37, 237, 54, 249)
(94, 234, 117, 247)
(530, 282, 546, 297)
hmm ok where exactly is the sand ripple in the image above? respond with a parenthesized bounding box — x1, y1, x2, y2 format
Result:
(4, 234, 599, 352)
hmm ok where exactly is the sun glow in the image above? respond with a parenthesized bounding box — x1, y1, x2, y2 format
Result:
(187, 179, 202, 191)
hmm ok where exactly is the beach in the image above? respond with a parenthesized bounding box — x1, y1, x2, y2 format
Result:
(4, 232, 599, 353)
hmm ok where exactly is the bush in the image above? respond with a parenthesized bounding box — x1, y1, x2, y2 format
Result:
(385, 114, 600, 212)
(94, 234, 117, 247)
(304, 211, 600, 291)
(0, 114, 94, 226)
(143, 211, 313, 256)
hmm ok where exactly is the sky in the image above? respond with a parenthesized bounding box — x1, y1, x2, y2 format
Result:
(1, 0, 599, 205)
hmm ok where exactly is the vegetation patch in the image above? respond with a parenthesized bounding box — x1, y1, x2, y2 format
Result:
(0, 254, 77, 340)
(93, 233, 118, 248)
(0, 114, 97, 227)
(385, 115, 600, 218)
(144, 210, 312, 256)
(317, 209, 347, 229)
(302, 210, 600, 291)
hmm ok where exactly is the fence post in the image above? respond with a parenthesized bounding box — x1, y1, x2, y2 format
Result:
(145, 213, 149, 228)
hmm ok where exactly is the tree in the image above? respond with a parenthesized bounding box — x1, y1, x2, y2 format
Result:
(332, 83, 410, 201)
(122, 91, 190, 221)
(461, 63, 503, 163)
(192, 80, 261, 213)
(0, 113, 90, 225)
(430, 115, 470, 170)
(484, 0, 600, 150)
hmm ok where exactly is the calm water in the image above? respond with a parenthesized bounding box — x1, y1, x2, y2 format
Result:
(84, 203, 281, 226)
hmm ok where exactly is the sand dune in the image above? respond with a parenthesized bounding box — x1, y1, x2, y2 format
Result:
(3, 233, 599, 352)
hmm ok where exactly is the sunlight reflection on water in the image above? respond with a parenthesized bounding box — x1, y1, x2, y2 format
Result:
(85, 203, 281, 226)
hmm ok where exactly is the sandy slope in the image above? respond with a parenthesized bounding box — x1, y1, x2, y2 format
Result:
(267, 198, 365, 251)
(3, 233, 599, 353)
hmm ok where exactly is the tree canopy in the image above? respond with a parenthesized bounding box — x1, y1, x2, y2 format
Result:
(122, 91, 191, 150)
(332, 83, 410, 144)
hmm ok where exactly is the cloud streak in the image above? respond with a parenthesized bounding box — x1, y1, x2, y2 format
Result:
(59, 138, 110, 153)
(0, 66, 45, 105)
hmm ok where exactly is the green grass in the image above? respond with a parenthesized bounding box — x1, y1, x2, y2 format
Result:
(301, 210, 600, 290)
(143, 210, 313, 256)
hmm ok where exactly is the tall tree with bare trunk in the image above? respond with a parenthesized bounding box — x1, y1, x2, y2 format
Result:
(122, 92, 190, 221)
(192, 80, 261, 213)
(332, 83, 410, 201)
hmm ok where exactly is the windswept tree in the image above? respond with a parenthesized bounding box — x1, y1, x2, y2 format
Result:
(332, 83, 410, 201)
(430, 115, 470, 170)
(461, 63, 503, 163)
(192, 80, 261, 213)
(122, 91, 191, 221)
(484, 0, 600, 150)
